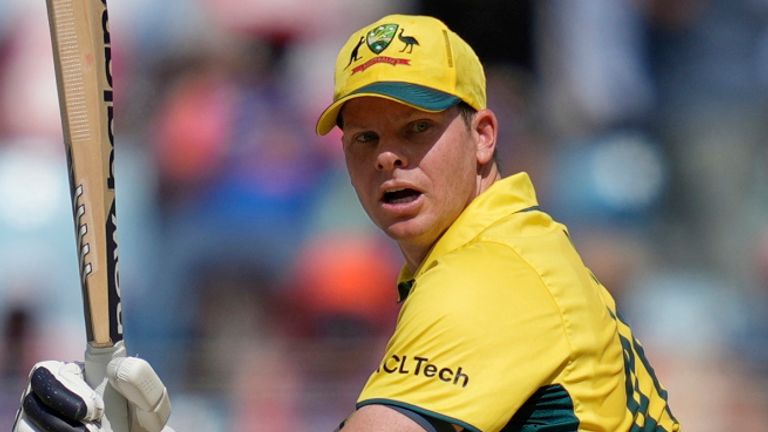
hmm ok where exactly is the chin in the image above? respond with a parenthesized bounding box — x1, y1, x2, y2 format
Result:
(381, 219, 434, 247)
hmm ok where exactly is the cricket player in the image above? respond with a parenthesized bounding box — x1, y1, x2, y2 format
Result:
(316, 14, 680, 431)
(13, 13, 680, 432)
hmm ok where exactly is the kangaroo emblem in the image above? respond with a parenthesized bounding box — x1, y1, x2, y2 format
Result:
(345, 36, 366, 69)
(398, 28, 419, 53)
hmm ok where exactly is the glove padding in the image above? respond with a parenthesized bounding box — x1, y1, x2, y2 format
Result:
(13, 357, 172, 432)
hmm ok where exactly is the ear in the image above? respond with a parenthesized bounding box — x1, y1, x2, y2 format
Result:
(472, 109, 498, 165)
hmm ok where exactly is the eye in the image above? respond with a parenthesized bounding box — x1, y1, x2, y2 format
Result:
(354, 131, 378, 144)
(409, 120, 431, 134)
(344, 130, 378, 150)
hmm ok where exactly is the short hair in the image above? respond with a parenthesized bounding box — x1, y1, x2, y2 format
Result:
(456, 102, 476, 129)
(457, 102, 500, 167)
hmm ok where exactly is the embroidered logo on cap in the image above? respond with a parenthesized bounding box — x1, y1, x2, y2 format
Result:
(348, 23, 417, 75)
(396, 28, 419, 53)
(367, 23, 398, 54)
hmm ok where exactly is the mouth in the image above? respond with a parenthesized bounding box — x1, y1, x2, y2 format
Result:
(382, 188, 422, 205)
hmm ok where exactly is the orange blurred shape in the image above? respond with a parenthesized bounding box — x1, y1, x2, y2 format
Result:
(291, 231, 399, 325)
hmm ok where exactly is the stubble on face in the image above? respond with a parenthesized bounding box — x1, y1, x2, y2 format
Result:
(341, 97, 481, 269)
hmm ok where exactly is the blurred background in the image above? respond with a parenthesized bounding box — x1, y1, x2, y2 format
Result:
(1, 0, 767, 430)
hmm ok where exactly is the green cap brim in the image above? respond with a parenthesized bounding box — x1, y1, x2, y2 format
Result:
(315, 82, 461, 135)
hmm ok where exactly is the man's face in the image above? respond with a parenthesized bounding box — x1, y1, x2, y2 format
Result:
(341, 97, 482, 263)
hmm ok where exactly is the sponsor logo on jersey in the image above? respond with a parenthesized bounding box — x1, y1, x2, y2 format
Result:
(376, 354, 469, 388)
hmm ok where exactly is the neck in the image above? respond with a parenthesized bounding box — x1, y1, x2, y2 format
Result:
(400, 163, 502, 273)
(400, 246, 425, 275)
(478, 163, 502, 195)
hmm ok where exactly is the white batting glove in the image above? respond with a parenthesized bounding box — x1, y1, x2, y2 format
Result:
(13, 357, 173, 432)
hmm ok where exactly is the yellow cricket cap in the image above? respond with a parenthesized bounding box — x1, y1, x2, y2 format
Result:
(315, 14, 486, 136)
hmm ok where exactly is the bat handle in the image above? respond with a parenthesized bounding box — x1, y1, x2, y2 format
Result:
(85, 341, 130, 431)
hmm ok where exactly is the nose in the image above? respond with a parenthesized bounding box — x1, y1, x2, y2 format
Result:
(376, 144, 407, 171)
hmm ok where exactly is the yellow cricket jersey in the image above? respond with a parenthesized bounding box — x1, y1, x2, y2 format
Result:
(357, 173, 679, 432)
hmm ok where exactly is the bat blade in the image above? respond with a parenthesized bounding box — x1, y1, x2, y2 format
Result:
(46, 0, 122, 350)
(45, 0, 128, 429)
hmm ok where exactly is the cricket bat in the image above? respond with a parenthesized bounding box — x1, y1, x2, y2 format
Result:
(45, 0, 129, 429)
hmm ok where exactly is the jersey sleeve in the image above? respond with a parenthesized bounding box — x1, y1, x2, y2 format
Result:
(357, 241, 572, 432)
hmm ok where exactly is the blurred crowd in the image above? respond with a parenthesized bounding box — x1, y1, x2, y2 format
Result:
(1, 0, 767, 430)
